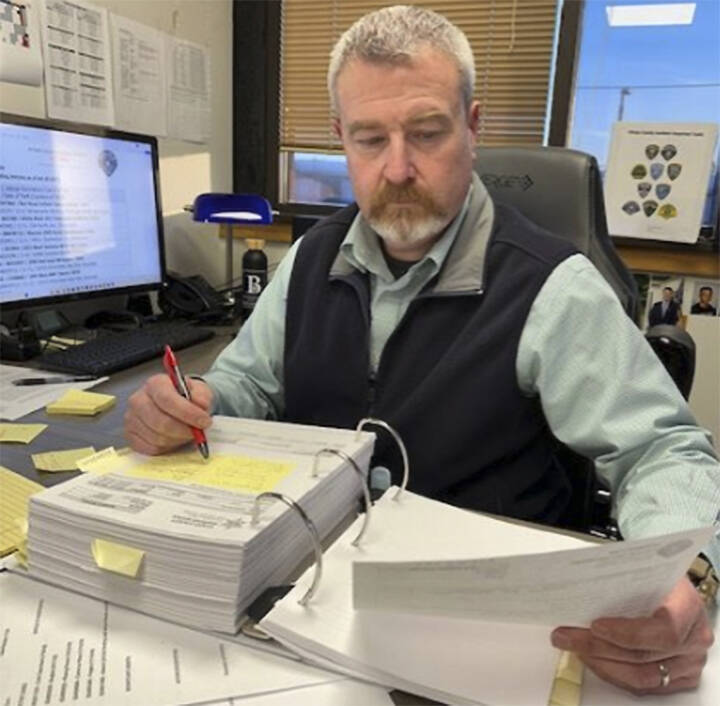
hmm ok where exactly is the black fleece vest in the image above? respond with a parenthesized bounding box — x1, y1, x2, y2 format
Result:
(284, 202, 579, 524)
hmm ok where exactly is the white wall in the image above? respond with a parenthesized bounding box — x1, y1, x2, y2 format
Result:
(687, 316, 720, 448)
(0, 0, 238, 289)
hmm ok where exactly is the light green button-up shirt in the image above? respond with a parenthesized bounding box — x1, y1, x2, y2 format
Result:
(204, 186, 720, 570)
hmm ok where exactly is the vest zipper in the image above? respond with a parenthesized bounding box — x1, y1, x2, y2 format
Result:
(367, 371, 377, 413)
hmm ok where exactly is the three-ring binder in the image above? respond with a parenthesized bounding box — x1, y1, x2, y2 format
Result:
(313, 447, 372, 546)
(252, 418, 410, 606)
(355, 417, 410, 500)
(251, 491, 323, 607)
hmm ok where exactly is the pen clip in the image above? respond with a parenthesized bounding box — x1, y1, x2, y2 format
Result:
(163, 345, 180, 388)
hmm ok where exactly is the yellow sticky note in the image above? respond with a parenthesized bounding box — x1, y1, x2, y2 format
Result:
(0, 423, 48, 444)
(32, 447, 96, 472)
(548, 651, 584, 706)
(91, 538, 145, 577)
(0, 466, 43, 557)
(125, 452, 295, 494)
(15, 520, 29, 568)
(77, 447, 126, 475)
(46, 389, 116, 416)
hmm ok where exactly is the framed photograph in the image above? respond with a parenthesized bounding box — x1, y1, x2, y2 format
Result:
(644, 275, 684, 330)
(684, 278, 720, 318)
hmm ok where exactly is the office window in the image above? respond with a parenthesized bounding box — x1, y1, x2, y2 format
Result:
(279, 0, 560, 206)
(568, 0, 720, 236)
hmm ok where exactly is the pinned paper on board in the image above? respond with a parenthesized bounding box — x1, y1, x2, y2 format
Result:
(125, 453, 296, 494)
(604, 122, 718, 243)
(0, 0, 43, 85)
(91, 538, 145, 577)
(0, 423, 48, 443)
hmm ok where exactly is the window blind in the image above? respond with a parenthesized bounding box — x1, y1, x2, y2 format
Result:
(280, 0, 559, 152)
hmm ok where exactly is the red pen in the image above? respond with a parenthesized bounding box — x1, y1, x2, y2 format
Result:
(162, 344, 210, 460)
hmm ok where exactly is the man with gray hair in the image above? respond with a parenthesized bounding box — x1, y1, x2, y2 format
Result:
(125, 5, 719, 697)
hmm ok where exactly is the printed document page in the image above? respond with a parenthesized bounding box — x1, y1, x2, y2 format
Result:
(0, 570, 342, 706)
(166, 36, 210, 143)
(109, 14, 167, 136)
(40, 0, 115, 125)
(353, 526, 713, 625)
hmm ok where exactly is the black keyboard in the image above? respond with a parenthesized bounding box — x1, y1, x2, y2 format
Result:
(40, 322, 215, 376)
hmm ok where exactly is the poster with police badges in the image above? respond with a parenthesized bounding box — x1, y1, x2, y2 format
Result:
(604, 122, 718, 243)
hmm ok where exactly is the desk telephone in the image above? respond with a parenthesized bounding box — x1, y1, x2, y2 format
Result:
(159, 272, 230, 321)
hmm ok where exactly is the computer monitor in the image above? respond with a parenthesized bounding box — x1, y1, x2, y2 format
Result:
(0, 113, 165, 310)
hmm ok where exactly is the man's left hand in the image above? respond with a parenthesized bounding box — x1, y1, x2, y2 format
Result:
(551, 577, 714, 695)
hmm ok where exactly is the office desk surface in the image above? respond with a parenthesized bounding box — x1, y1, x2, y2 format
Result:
(0, 328, 236, 487)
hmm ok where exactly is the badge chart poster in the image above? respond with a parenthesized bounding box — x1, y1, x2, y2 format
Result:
(604, 122, 718, 243)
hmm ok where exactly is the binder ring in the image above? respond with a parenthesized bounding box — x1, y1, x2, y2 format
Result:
(355, 417, 409, 501)
(313, 448, 371, 547)
(251, 491, 323, 606)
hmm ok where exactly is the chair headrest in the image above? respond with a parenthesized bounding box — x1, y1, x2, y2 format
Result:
(474, 146, 603, 252)
(474, 146, 638, 319)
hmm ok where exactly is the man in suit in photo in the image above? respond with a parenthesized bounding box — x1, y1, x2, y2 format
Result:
(649, 286, 680, 326)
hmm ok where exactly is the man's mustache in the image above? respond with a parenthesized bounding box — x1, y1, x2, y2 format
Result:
(369, 182, 445, 220)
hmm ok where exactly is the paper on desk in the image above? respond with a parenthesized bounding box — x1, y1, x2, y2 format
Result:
(0, 422, 47, 443)
(0, 466, 43, 557)
(0, 571, 344, 706)
(125, 452, 295, 493)
(32, 446, 96, 471)
(77, 446, 126, 474)
(353, 525, 713, 626)
(46, 388, 116, 415)
(0, 364, 107, 420)
(205, 680, 395, 706)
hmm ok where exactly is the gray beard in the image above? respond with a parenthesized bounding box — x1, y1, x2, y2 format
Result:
(368, 212, 450, 248)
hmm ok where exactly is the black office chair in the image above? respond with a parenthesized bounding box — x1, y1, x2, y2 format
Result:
(474, 146, 641, 536)
(645, 325, 696, 400)
(474, 146, 639, 318)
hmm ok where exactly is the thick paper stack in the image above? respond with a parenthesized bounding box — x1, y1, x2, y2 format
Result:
(25, 417, 375, 633)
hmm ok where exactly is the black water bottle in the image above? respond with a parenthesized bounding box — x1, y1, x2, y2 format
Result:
(241, 238, 267, 320)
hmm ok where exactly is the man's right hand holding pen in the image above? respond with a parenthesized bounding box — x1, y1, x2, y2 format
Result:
(124, 373, 214, 456)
